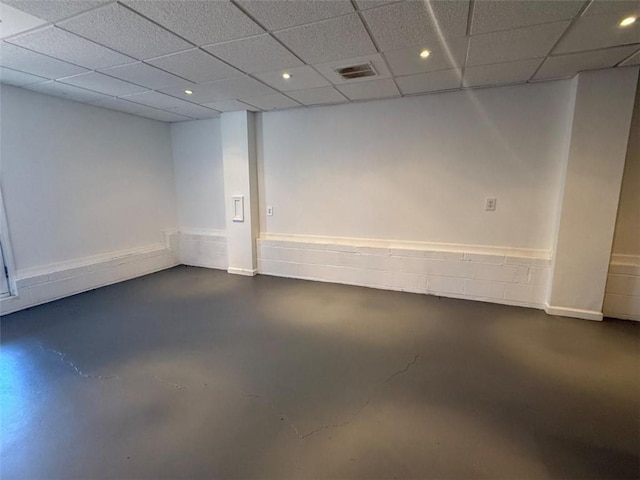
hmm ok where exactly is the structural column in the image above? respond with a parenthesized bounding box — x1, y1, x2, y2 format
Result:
(221, 111, 259, 275)
(546, 66, 639, 320)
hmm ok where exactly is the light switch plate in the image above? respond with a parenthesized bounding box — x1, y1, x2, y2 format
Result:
(232, 195, 244, 222)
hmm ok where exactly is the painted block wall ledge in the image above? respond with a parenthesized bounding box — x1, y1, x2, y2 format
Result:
(603, 255, 640, 321)
(0, 232, 179, 316)
(546, 66, 639, 321)
(179, 229, 228, 270)
(258, 234, 551, 309)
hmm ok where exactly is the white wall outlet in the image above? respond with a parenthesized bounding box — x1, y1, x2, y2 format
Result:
(485, 198, 497, 211)
(266, 206, 273, 216)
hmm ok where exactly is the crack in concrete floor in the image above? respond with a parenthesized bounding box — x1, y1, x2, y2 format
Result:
(41, 345, 121, 381)
(40, 344, 419, 440)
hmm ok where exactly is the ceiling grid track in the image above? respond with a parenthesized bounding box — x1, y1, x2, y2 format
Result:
(1, 0, 638, 121)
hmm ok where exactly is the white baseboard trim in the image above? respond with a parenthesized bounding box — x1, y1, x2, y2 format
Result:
(258, 235, 552, 310)
(1, 235, 179, 316)
(228, 267, 258, 276)
(544, 304, 604, 321)
(179, 229, 227, 270)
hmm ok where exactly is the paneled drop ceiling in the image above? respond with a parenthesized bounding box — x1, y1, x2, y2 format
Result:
(0, 0, 638, 122)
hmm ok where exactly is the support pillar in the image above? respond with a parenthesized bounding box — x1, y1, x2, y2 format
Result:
(546, 66, 639, 320)
(221, 111, 259, 275)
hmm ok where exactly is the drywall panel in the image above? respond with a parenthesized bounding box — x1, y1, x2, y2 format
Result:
(257, 80, 574, 252)
(0, 84, 178, 275)
(612, 76, 640, 257)
(170, 118, 226, 232)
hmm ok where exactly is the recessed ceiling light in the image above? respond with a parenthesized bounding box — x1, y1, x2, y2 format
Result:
(184, 89, 193, 95)
(419, 49, 431, 59)
(619, 16, 637, 27)
(282, 72, 291, 79)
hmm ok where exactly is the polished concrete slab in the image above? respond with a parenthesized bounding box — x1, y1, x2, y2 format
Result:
(1, 266, 638, 479)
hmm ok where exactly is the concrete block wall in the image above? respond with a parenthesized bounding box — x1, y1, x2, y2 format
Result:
(0, 232, 179, 316)
(179, 231, 228, 270)
(603, 255, 640, 321)
(257, 236, 551, 309)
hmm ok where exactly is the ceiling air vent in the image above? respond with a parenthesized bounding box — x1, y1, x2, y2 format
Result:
(334, 62, 377, 80)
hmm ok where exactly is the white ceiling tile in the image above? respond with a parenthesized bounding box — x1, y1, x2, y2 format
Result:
(59, 71, 148, 96)
(99, 62, 194, 90)
(274, 14, 376, 64)
(23, 80, 110, 102)
(467, 21, 570, 66)
(0, 2, 47, 39)
(90, 96, 153, 111)
(0, 42, 88, 78)
(286, 86, 347, 105)
(92, 97, 194, 122)
(470, 0, 585, 35)
(534, 45, 640, 80)
(201, 99, 260, 112)
(554, 11, 640, 54)
(203, 34, 303, 74)
(1, 0, 109, 22)
(137, 109, 192, 123)
(165, 103, 220, 120)
(146, 49, 241, 84)
(396, 68, 462, 95)
(383, 36, 468, 76)
(58, 3, 192, 60)
(240, 93, 300, 110)
(7, 26, 135, 70)
(122, 0, 263, 46)
(0, 66, 47, 86)
(121, 90, 198, 109)
(120, 90, 219, 118)
(463, 58, 543, 87)
(354, 0, 399, 10)
(336, 78, 400, 100)
(620, 49, 640, 65)
(236, 0, 354, 31)
(362, 0, 469, 51)
(254, 65, 330, 91)
(313, 53, 391, 84)
(584, 0, 640, 17)
(178, 107, 220, 120)
(160, 76, 277, 103)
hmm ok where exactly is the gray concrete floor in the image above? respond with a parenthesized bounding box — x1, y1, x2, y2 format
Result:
(1, 266, 638, 479)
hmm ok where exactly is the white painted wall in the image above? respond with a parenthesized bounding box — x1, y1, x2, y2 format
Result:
(257, 80, 575, 253)
(0, 84, 178, 276)
(604, 74, 640, 321)
(612, 76, 640, 257)
(170, 118, 226, 232)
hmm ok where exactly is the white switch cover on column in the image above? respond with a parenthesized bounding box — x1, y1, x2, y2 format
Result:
(232, 195, 244, 222)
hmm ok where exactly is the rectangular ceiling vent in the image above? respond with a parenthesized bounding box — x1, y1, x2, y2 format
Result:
(334, 62, 377, 80)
